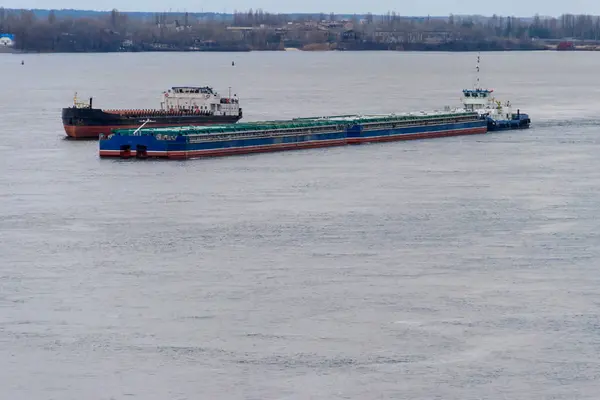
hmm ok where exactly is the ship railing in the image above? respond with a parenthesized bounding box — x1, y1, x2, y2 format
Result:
(131, 119, 343, 137)
(185, 124, 345, 142)
(195, 124, 344, 138)
(353, 112, 478, 126)
(188, 128, 344, 143)
(133, 121, 343, 137)
(181, 119, 345, 135)
(118, 109, 217, 116)
(294, 114, 357, 121)
(74, 101, 91, 109)
(359, 114, 479, 131)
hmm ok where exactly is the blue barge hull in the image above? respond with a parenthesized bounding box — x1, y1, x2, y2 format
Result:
(99, 112, 488, 160)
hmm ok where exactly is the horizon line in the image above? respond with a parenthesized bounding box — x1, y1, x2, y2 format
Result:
(0, 7, 573, 19)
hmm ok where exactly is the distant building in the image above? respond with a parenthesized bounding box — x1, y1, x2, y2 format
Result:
(0, 33, 15, 47)
(557, 41, 575, 51)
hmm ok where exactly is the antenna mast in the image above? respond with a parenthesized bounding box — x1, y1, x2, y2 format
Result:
(475, 52, 481, 90)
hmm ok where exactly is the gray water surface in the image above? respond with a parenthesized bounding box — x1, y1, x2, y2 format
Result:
(1, 51, 600, 399)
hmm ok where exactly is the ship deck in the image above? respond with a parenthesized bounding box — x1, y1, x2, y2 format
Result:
(109, 110, 480, 140)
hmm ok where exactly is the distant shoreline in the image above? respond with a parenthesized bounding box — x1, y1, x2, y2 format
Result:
(8, 40, 561, 54)
(3, 37, 589, 55)
(8, 48, 561, 55)
(4, 7, 599, 56)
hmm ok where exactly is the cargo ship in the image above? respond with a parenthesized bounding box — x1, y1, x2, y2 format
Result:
(98, 110, 489, 159)
(62, 86, 243, 139)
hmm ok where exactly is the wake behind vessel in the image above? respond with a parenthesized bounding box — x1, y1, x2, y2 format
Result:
(62, 86, 243, 139)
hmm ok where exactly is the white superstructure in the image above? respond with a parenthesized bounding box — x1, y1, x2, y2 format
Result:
(460, 53, 520, 121)
(160, 86, 241, 117)
(461, 88, 516, 120)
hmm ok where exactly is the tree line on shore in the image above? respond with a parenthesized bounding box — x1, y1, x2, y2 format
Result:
(1, 8, 600, 52)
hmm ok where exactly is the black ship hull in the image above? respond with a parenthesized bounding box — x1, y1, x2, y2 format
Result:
(62, 107, 243, 139)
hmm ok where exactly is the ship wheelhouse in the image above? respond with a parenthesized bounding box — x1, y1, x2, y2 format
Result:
(461, 88, 494, 111)
(461, 87, 516, 121)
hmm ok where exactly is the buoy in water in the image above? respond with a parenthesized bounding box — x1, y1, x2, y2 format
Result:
(21, 60, 24, 65)
(232, 61, 235, 66)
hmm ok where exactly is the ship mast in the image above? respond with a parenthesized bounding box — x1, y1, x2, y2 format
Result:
(474, 52, 481, 90)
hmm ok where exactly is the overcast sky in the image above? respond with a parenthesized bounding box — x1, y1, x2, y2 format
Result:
(3, 0, 600, 17)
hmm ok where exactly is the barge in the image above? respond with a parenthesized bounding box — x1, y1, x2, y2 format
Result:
(99, 110, 488, 159)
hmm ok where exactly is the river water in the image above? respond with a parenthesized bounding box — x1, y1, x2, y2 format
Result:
(1, 51, 600, 399)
